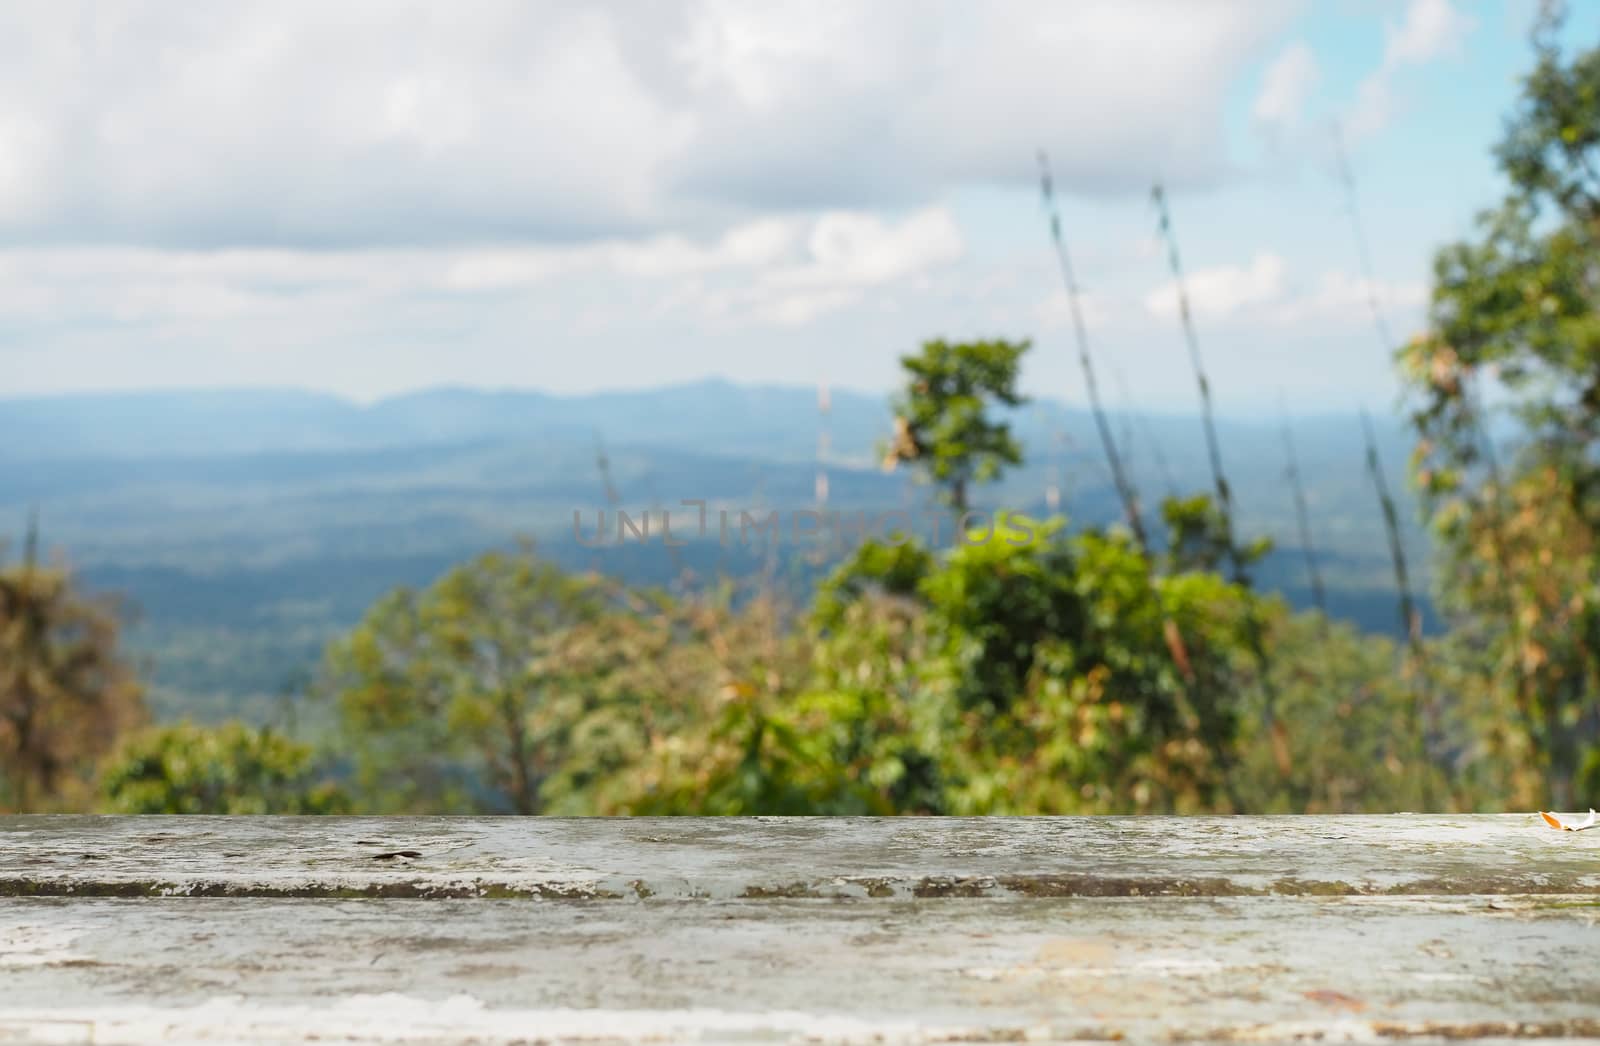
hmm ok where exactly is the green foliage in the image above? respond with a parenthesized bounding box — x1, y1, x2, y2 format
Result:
(1400, 17, 1600, 807)
(100, 721, 346, 814)
(919, 516, 1086, 715)
(558, 584, 826, 815)
(1498, 3, 1600, 225)
(0, 548, 145, 812)
(8, 397, 1442, 723)
(790, 595, 948, 814)
(1161, 494, 1271, 576)
(321, 544, 626, 813)
(1230, 612, 1444, 812)
(811, 539, 932, 630)
(287, 480, 1457, 816)
(2, 486, 1460, 817)
(798, 514, 1264, 813)
(304, 504, 1375, 816)
(885, 338, 1029, 512)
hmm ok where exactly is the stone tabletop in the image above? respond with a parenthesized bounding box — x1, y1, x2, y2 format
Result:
(1, 815, 1597, 1042)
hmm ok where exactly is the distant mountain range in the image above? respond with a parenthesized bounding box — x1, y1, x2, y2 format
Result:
(0, 380, 1441, 724)
(0, 378, 1418, 470)
(0, 381, 889, 463)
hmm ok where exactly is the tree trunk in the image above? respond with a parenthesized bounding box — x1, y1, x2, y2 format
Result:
(499, 694, 536, 815)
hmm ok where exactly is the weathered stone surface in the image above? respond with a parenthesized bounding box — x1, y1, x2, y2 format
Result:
(0, 815, 1597, 1043)
(3, 814, 1598, 900)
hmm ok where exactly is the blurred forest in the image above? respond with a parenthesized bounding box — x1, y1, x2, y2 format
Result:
(3, 16, 1598, 815)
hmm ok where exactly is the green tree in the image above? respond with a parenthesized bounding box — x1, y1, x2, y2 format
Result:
(1400, 9, 1600, 807)
(790, 590, 949, 814)
(805, 515, 1260, 813)
(575, 584, 829, 815)
(1160, 494, 1271, 577)
(100, 722, 347, 814)
(0, 536, 145, 811)
(1229, 612, 1446, 813)
(884, 338, 1028, 514)
(321, 546, 623, 813)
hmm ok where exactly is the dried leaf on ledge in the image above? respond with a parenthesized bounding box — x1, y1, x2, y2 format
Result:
(1540, 809, 1599, 831)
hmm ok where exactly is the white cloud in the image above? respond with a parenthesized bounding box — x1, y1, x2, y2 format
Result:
(677, 207, 966, 326)
(1345, 0, 1475, 140)
(1385, 0, 1474, 65)
(1034, 288, 1113, 333)
(0, 1, 1294, 248)
(1252, 42, 1319, 138)
(756, 287, 864, 327)
(0, 107, 50, 222)
(440, 219, 801, 292)
(0, 207, 963, 332)
(1140, 253, 1425, 330)
(1270, 270, 1427, 324)
(783, 210, 963, 290)
(0, 2, 1453, 414)
(1144, 252, 1287, 320)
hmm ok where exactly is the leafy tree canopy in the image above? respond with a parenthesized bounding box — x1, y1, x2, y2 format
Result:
(0, 545, 144, 812)
(101, 722, 346, 814)
(885, 338, 1028, 514)
(1400, 7, 1600, 806)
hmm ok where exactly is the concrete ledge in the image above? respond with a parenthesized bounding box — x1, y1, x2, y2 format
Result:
(2, 814, 1598, 899)
(2, 816, 1598, 1043)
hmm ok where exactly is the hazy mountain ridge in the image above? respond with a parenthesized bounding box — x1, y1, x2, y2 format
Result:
(1, 380, 1438, 724)
(0, 380, 889, 462)
(1, 378, 1420, 463)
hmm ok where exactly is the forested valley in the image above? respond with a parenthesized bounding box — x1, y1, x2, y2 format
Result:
(4, 20, 1598, 816)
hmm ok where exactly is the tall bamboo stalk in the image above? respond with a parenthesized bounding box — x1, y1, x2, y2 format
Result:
(1038, 421, 1077, 516)
(1037, 151, 1149, 554)
(1037, 194, 1240, 795)
(593, 430, 622, 509)
(1112, 361, 1178, 499)
(1279, 400, 1330, 620)
(1151, 183, 1288, 753)
(1036, 157, 1252, 807)
(1361, 410, 1432, 785)
(1341, 127, 1527, 744)
(23, 507, 38, 571)
(589, 430, 623, 576)
(1330, 128, 1396, 356)
(1466, 379, 1539, 744)
(1331, 125, 1460, 800)
(1361, 412, 1423, 649)
(816, 381, 832, 509)
(1329, 126, 1445, 661)
(1149, 183, 1248, 584)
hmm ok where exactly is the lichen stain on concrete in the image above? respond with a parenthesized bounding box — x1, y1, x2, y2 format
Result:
(997, 874, 1260, 898)
(1367, 1018, 1600, 1039)
(6, 872, 1600, 901)
(0, 877, 629, 901)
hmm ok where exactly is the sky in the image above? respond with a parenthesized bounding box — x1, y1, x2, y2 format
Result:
(0, 0, 1591, 414)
